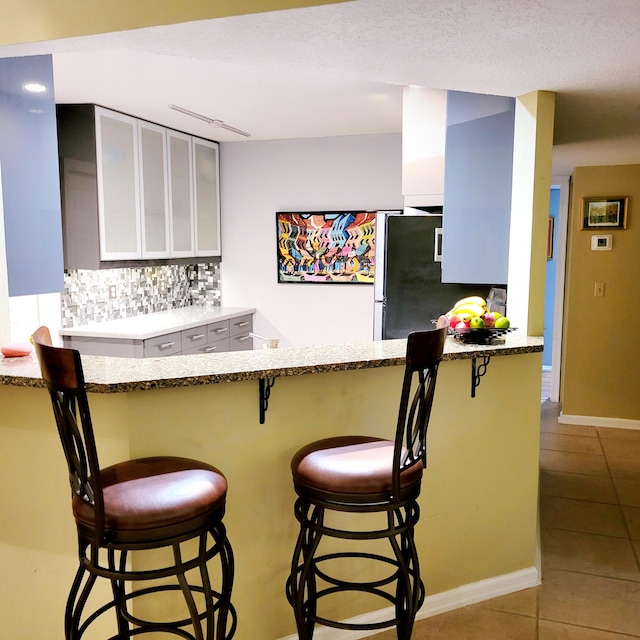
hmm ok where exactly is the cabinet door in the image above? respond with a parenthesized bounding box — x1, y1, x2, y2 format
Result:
(167, 131, 195, 256)
(95, 107, 141, 260)
(139, 122, 170, 258)
(193, 137, 221, 257)
(442, 91, 514, 284)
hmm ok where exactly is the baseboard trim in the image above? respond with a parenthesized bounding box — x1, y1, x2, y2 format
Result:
(559, 413, 640, 430)
(278, 566, 540, 640)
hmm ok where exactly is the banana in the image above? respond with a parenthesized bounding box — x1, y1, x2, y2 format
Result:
(453, 296, 487, 309)
(452, 303, 485, 318)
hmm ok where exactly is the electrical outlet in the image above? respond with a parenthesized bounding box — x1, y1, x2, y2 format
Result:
(594, 282, 605, 297)
(108, 285, 117, 299)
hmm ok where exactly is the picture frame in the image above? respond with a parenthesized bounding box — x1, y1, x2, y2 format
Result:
(547, 216, 554, 259)
(581, 196, 628, 229)
(276, 211, 376, 284)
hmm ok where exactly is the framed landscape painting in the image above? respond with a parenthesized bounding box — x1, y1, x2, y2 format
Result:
(276, 211, 376, 283)
(581, 197, 628, 229)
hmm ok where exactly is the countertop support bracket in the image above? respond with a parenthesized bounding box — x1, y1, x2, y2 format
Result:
(259, 377, 276, 424)
(471, 356, 491, 398)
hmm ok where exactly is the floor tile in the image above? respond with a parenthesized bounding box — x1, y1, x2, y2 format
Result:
(539, 469, 617, 503)
(540, 432, 603, 455)
(614, 478, 640, 508)
(479, 586, 538, 617)
(539, 449, 609, 477)
(539, 568, 640, 636)
(372, 604, 537, 640)
(541, 528, 640, 581)
(541, 422, 598, 437)
(601, 438, 640, 460)
(540, 496, 628, 537)
(608, 456, 640, 482)
(622, 506, 640, 540)
(539, 619, 640, 639)
(597, 428, 640, 442)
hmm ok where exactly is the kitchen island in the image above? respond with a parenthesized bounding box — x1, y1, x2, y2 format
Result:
(0, 334, 543, 639)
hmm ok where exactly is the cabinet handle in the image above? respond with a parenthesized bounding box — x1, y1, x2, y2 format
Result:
(158, 341, 176, 350)
(189, 333, 206, 341)
(212, 327, 228, 334)
(235, 321, 250, 328)
(237, 335, 250, 341)
(203, 345, 218, 352)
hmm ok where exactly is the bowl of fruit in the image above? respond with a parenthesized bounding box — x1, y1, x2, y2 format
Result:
(444, 296, 514, 344)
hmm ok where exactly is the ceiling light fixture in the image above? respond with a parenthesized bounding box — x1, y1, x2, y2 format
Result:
(23, 82, 46, 93)
(169, 104, 251, 138)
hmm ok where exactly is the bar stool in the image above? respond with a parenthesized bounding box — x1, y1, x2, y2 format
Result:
(286, 319, 448, 639)
(32, 326, 236, 640)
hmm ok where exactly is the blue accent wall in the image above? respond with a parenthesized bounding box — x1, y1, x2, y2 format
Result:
(543, 187, 560, 367)
(0, 55, 64, 296)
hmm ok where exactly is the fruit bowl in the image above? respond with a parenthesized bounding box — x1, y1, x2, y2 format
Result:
(450, 326, 516, 345)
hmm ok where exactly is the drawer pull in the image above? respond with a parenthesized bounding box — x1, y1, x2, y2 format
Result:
(237, 335, 250, 341)
(235, 321, 250, 328)
(212, 327, 228, 334)
(189, 333, 206, 341)
(158, 341, 176, 350)
(203, 345, 218, 352)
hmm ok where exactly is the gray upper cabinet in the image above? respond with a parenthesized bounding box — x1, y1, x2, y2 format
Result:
(0, 55, 64, 296)
(96, 107, 142, 260)
(57, 104, 221, 269)
(441, 91, 515, 285)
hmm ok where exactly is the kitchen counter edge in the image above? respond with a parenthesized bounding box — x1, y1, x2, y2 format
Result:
(1, 334, 543, 393)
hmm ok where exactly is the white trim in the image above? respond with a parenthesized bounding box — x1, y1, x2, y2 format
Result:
(277, 566, 539, 640)
(0, 158, 10, 345)
(559, 413, 640, 430)
(550, 176, 570, 403)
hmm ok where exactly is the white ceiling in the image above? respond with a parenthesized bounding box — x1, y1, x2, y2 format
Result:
(2, 0, 640, 175)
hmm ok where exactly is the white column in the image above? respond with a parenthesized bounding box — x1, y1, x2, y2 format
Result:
(507, 91, 556, 336)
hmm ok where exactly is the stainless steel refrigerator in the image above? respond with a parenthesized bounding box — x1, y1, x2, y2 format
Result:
(374, 211, 503, 340)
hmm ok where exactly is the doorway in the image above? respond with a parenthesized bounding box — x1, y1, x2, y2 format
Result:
(544, 176, 570, 403)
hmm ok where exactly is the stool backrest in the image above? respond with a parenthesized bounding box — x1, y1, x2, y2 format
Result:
(32, 327, 106, 543)
(393, 317, 448, 498)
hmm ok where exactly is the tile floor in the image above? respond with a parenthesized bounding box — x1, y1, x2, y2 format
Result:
(366, 398, 640, 639)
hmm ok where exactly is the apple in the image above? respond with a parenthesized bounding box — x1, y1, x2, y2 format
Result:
(449, 314, 461, 329)
(454, 321, 469, 330)
(469, 316, 485, 329)
(482, 312, 496, 328)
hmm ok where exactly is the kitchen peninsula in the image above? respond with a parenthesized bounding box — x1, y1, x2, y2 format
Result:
(1, 333, 543, 640)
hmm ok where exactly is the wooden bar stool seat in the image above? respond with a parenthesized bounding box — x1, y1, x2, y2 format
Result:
(286, 320, 448, 639)
(33, 326, 236, 640)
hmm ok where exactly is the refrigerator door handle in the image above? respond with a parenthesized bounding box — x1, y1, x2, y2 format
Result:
(434, 227, 443, 263)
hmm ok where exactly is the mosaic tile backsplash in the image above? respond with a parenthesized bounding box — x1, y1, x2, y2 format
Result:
(62, 263, 221, 328)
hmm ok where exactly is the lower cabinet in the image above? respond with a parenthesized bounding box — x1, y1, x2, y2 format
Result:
(63, 314, 254, 358)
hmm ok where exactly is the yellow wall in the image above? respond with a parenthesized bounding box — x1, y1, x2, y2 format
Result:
(0, 351, 541, 639)
(0, 0, 350, 45)
(562, 165, 640, 421)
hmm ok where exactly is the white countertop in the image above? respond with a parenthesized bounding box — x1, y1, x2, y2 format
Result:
(59, 306, 256, 340)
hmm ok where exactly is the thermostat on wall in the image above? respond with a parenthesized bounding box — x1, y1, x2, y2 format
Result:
(591, 235, 612, 251)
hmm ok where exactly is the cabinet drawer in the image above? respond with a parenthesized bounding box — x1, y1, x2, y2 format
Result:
(182, 338, 230, 355)
(181, 325, 208, 351)
(143, 331, 182, 357)
(207, 320, 230, 342)
(230, 333, 253, 351)
(230, 315, 253, 337)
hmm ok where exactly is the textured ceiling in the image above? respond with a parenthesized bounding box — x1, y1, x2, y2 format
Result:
(2, 0, 640, 174)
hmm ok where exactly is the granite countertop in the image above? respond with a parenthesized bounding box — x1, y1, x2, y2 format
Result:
(59, 306, 256, 340)
(1, 333, 543, 393)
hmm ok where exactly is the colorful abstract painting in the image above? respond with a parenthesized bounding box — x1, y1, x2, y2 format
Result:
(276, 211, 376, 284)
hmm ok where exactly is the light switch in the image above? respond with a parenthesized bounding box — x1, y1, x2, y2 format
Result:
(594, 282, 605, 297)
